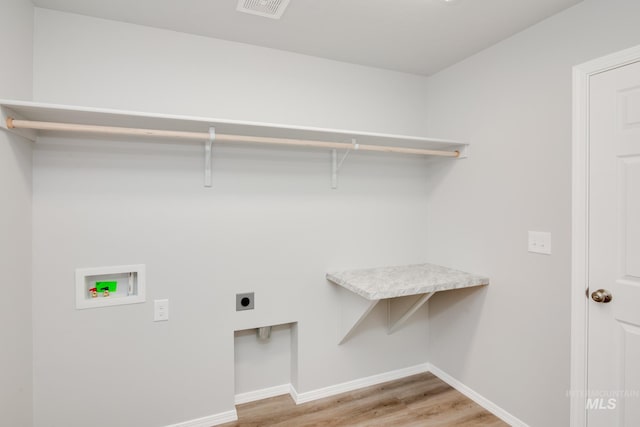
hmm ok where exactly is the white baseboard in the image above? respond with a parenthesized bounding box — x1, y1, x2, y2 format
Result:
(290, 362, 431, 404)
(234, 383, 292, 405)
(169, 363, 525, 427)
(428, 364, 529, 427)
(165, 409, 238, 427)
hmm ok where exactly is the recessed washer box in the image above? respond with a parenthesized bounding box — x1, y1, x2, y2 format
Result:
(75, 264, 146, 309)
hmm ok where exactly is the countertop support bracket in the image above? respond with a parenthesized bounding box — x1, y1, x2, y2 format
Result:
(337, 292, 435, 345)
(204, 127, 215, 187)
(338, 291, 379, 345)
(387, 292, 434, 335)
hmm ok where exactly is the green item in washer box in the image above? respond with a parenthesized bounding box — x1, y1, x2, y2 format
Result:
(96, 281, 117, 292)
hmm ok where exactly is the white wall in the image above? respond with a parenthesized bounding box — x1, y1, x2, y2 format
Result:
(31, 9, 435, 426)
(33, 9, 429, 136)
(424, 0, 640, 425)
(0, 1, 33, 427)
(0, 0, 34, 99)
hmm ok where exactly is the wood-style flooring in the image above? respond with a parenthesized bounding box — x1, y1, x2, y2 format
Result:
(221, 372, 509, 427)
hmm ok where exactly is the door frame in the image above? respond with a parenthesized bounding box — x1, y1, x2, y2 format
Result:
(571, 45, 640, 427)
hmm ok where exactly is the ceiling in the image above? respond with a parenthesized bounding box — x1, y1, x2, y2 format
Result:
(32, 0, 583, 76)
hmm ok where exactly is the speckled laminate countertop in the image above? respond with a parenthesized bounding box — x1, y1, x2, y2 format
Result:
(327, 263, 489, 300)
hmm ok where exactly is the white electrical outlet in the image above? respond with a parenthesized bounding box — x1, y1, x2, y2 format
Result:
(154, 299, 169, 321)
(528, 231, 551, 255)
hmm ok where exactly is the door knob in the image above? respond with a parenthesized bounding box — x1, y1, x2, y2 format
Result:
(591, 289, 613, 303)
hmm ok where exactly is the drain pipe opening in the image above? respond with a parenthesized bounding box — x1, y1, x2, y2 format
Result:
(257, 326, 272, 340)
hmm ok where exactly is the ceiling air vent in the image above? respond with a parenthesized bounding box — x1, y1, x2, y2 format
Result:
(236, 0, 291, 19)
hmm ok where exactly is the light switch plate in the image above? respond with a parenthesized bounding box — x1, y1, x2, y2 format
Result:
(154, 299, 169, 321)
(528, 231, 551, 255)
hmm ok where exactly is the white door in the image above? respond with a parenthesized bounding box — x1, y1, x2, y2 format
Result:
(588, 60, 640, 426)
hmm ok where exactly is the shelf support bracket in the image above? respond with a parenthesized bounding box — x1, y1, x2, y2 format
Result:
(387, 292, 435, 335)
(204, 127, 215, 188)
(331, 149, 338, 189)
(331, 139, 357, 189)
